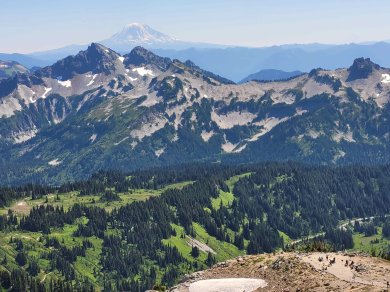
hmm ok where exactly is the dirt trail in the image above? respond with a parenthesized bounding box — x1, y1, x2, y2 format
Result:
(186, 236, 216, 254)
(302, 252, 390, 289)
(290, 214, 390, 245)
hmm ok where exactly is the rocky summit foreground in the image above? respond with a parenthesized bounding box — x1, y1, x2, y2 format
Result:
(170, 252, 390, 292)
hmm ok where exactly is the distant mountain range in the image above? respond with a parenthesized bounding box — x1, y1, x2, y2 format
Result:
(154, 42, 390, 81)
(8, 23, 227, 67)
(0, 60, 29, 80)
(2, 23, 390, 82)
(239, 69, 303, 83)
(0, 43, 389, 184)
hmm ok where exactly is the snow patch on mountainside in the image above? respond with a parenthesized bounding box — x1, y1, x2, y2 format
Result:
(155, 148, 165, 157)
(132, 67, 154, 77)
(89, 134, 97, 143)
(188, 278, 267, 292)
(58, 80, 72, 87)
(381, 74, 390, 83)
(41, 87, 52, 99)
(48, 159, 62, 166)
(127, 75, 137, 82)
(87, 74, 98, 86)
(211, 111, 256, 129)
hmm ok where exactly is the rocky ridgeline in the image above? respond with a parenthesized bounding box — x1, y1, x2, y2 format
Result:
(168, 252, 390, 292)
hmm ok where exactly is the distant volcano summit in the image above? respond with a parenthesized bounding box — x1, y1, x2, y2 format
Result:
(101, 23, 178, 51)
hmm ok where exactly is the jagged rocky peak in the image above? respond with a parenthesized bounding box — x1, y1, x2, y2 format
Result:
(0, 72, 43, 98)
(123, 46, 172, 71)
(86, 43, 119, 59)
(38, 43, 121, 80)
(347, 57, 381, 81)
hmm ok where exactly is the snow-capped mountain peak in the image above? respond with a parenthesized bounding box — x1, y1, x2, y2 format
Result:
(105, 23, 176, 45)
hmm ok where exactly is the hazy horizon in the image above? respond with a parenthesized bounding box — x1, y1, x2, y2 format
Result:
(1, 0, 390, 53)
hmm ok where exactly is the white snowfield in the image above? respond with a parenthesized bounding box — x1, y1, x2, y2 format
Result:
(41, 87, 52, 99)
(127, 76, 137, 82)
(58, 80, 72, 87)
(188, 278, 267, 292)
(132, 67, 154, 77)
(87, 74, 98, 86)
(381, 73, 390, 83)
(108, 22, 176, 44)
(89, 133, 97, 143)
(48, 159, 62, 166)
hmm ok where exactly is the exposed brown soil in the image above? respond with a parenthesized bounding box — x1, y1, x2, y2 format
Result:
(170, 252, 390, 292)
(11, 200, 30, 214)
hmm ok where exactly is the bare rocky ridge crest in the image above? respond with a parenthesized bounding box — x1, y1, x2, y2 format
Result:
(1, 44, 390, 183)
(170, 252, 390, 291)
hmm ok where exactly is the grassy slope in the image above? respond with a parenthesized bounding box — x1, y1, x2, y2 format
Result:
(0, 181, 193, 288)
(0, 173, 253, 288)
(162, 174, 250, 272)
(351, 227, 390, 256)
(211, 172, 251, 209)
(192, 223, 243, 261)
(1, 181, 194, 216)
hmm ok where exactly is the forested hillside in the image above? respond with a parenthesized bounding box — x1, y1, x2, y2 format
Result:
(1, 163, 390, 291)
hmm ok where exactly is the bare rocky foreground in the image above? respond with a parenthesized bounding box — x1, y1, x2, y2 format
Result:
(169, 252, 390, 292)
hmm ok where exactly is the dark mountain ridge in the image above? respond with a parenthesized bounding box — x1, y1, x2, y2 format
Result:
(0, 44, 389, 184)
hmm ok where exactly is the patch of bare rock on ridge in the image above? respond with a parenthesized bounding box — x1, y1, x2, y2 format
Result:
(168, 252, 390, 291)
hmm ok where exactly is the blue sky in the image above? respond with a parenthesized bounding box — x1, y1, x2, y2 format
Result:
(1, 0, 390, 53)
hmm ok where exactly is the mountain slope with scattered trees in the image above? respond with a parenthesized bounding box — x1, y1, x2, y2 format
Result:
(1, 163, 390, 290)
